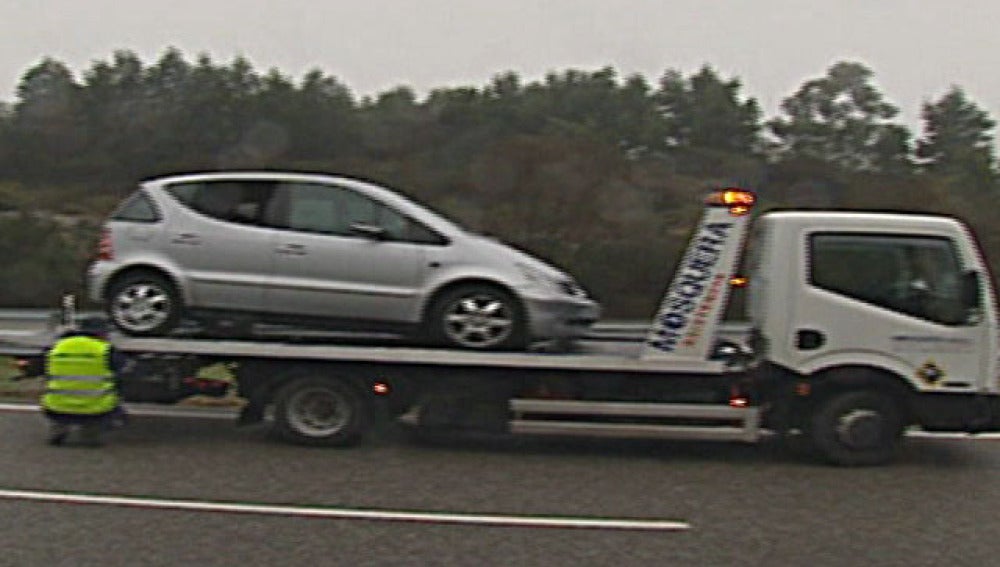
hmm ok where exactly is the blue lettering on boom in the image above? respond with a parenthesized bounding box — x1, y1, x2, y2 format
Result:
(647, 222, 733, 352)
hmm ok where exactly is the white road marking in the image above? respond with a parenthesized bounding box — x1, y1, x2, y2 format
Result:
(0, 488, 690, 531)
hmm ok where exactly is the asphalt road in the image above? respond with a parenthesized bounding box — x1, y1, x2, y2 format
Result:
(0, 405, 998, 566)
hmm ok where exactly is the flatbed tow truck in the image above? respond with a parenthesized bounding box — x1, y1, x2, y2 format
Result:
(4, 189, 1000, 465)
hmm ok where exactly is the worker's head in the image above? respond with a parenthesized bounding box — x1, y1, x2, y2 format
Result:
(77, 316, 110, 339)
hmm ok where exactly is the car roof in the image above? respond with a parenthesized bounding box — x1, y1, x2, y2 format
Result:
(141, 171, 463, 235)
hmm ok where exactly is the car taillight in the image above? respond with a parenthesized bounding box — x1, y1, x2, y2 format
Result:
(97, 228, 113, 260)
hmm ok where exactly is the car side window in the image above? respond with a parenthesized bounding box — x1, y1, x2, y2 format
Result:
(810, 233, 966, 325)
(167, 181, 276, 226)
(281, 182, 348, 234)
(279, 182, 445, 244)
(376, 205, 446, 244)
(111, 191, 160, 222)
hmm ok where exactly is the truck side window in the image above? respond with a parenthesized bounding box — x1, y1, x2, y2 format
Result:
(810, 234, 966, 325)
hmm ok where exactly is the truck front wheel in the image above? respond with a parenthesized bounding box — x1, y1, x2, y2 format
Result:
(809, 390, 904, 466)
(272, 377, 368, 446)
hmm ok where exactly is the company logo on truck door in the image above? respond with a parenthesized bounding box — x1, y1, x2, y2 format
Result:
(647, 222, 733, 352)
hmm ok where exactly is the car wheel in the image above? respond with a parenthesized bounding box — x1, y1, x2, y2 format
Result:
(428, 284, 527, 350)
(107, 272, 181, 336)
(272, 377, 368, 446)
(808, 390, 904, 466)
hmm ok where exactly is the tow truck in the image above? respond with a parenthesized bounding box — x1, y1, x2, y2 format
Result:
(4, 188, 999, 465)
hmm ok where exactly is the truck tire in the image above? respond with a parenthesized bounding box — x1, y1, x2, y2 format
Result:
(272, 377, 368, 447)
(107, 272, 182, 336)
(427, 284, 527, 350)
(809, 390, 904, 466)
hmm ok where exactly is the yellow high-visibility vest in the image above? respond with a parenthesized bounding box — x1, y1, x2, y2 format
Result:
(43, 335, 118, 415)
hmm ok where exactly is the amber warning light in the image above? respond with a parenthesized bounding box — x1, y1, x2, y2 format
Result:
(705, 189, 755, 216)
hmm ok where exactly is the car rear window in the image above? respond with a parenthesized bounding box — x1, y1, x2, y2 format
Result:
(110, 191, 160, 222)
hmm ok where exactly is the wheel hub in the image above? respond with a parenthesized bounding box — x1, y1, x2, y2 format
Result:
(113, 284, 170, 330)
(836, 409, 884, 449)
(446, 296, 512, 347)
(287, 388, 350, 437)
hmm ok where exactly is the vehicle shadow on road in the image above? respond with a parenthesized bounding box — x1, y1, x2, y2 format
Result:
(388, 424, 994, 469)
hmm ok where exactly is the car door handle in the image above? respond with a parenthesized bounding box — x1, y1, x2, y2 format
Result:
(171, 233, 202, 245)
(277, 244, 307, 255)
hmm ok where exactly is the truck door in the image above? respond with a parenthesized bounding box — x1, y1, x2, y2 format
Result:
(790, 232, 987, 391)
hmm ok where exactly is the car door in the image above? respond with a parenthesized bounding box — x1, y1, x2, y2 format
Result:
(265, 181, 432, 324)
(163, 180, 278, 312)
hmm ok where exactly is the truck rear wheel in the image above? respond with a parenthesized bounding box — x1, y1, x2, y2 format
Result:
(809, 390, 904, 466)
(272, 377, 368, 446)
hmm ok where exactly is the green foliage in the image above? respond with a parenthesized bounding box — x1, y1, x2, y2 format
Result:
(656, 65, 762, 154)
(917, 86, 997, 189)
(0, 211, 97, 307)
(768, 61, 913, 173)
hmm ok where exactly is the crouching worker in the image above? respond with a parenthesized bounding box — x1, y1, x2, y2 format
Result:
(42, 317, 127, 447)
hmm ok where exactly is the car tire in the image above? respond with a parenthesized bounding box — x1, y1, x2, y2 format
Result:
(272, 377, 368, 447)
(107, 272, 182, 336)
(427, 284, 527, 350)
(808, 390, 904, 466)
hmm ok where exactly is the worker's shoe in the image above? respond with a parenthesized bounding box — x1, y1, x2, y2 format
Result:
(47, 423, 70, 446)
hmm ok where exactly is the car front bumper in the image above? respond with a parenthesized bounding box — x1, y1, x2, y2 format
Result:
(522, 295, 601, 341)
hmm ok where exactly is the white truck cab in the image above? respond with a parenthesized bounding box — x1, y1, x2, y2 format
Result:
(749, 210, 999, 433)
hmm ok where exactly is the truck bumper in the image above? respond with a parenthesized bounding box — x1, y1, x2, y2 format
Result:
(968, 395, 1000, 433)
(912, 393, 1000, 433)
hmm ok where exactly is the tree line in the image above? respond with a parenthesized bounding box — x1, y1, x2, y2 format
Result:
(0, 48, 996, 315)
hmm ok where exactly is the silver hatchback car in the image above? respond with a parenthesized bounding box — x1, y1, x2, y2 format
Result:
(88, 172, 600, 350)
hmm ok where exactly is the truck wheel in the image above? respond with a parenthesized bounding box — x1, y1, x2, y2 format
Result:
(427, 284, 527, 350)
(272, 377, 368, 446)
(107, 272, 181, 336)
(809, 390, 904, 466)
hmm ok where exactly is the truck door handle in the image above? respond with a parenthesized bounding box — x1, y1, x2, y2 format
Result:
(277, 244, 307, 256)
(796, 329, 826, 350)
(171, 233, 201, 245)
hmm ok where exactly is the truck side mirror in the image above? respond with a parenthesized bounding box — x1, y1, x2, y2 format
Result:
(961, 271, 982, 322)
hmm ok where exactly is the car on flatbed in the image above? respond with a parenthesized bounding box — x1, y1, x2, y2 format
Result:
(87, 171, 600, 350)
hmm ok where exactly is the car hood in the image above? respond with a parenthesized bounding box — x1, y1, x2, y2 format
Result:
(466, 234, 570, 280)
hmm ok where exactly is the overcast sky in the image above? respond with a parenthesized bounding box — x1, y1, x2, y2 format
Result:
(2, 0, 998, 132)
